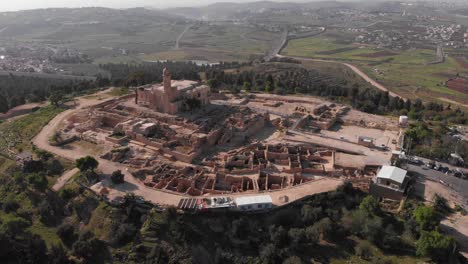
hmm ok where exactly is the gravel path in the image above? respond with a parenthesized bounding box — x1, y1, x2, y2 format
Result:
(53, 168, 79, 191)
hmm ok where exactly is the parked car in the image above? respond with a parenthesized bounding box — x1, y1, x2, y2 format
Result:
(408, 158, 423, 165)
(426, 162, 434, 169)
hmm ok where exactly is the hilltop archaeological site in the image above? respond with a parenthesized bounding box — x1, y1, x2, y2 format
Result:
(52, 69, 404, 209)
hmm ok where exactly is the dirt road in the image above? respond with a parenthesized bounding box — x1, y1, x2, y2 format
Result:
(175, 24, 193, 50)
(0, 102, 47, 121)
(53, 168, 79, 191)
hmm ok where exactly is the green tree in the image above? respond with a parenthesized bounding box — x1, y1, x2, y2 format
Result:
(288, 228, 307, 250)
(242, 81, 252, 91)
(27, 173, 48, 191)
(75, 156, 99, 172)
(433, 195, 451, 215)
(0, 216, 30, 236)
(413, 206, 438, 231)
(2, 198, 19, 213)
(0, 94, 10, 113)
(111, 170, 125, 184)
(124, 71, 145, 87)
(282, 256, 303, 264)
(313, 217, 333, 240)
(46, 159, 64, 175)
(359, 196, 380, 216)
(355, 240, 373, 260)
(49, 92, 63, 106)
(260, 243, 276, 263)
(362, 217, 383, 243)
(206, 79, 219, 90)
(265, 81, 271, 93)
(81, 169, 100, 184)
(269, 225, 288, 247)
(305, 225, 320, 244)
(72, 232, 103, 260)
(57, 223, 77, 247)
(301, 204, 322, 225)
(48, 244, 71, 264)
(416, 230, 456, 261)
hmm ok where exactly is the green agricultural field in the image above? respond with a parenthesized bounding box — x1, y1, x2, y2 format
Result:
(283, 36, 379, 61)
(283, 35, 468, 106)
(361, 56, 468, 104)
(136, 24, 281, 63)
(182, 24, 273, 54)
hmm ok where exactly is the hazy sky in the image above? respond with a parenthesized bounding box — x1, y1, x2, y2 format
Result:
(1, 0, 305, 11)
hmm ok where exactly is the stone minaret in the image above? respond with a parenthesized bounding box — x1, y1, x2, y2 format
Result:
(163, 68, 172, 95)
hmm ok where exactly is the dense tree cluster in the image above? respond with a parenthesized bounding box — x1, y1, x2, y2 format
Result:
(75, 156, 99, 172)
(0, 74, 108, 113)
(0, 150, 73, 263)
(405, 121, 468, 161)
(100, 61, 242, 87)
(0, 164, 463, 264)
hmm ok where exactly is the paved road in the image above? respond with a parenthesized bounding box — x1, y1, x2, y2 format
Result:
(407, 164, 468, 206)
(411, 155, 468, 174)
(265, 29, 289, 61)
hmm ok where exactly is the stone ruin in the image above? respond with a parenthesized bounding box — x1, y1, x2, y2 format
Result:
(60, 91, 271, 164)
(125, 142, 354, 196)
(294, 103, 350, 131)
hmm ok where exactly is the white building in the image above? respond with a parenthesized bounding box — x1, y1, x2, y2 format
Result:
(370, 166, 409, 200)
(235, 195, 273, 211)
(375, 166, 408, 190)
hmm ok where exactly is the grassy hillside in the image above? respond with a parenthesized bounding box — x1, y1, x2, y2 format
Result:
(0, 106, 63, 157)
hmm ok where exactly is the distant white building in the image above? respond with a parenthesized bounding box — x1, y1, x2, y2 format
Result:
(235, 195, 273, 211)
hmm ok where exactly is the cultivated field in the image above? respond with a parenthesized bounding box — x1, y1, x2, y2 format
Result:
(146, 23, 279, 62)
(282, 34, 468, 106)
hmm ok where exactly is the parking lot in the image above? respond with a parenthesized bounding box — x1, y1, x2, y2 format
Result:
(407, 164, 468, 209)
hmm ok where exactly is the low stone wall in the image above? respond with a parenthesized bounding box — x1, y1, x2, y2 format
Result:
(49, 135, 78, 146)
(105, 136, 128, 145)
(230, 168, 259, 175)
